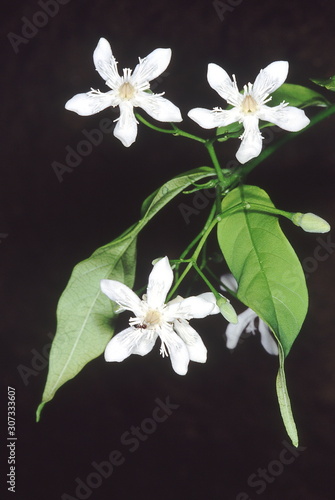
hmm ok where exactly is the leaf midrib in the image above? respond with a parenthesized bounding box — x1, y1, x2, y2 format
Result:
(238, 188, 280, 333)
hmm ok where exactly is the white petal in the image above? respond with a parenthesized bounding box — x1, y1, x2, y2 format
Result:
(113, 101, 138, 147)
(93, 38, 121, 88)
(146, 256, 173, 309)
(173, 320, 207, 363)
(104, 327, 156, 361)
(207, 63, 241, 106)
(236, 115, 263, 164)
(258, 105, 310, 132)
(132, 48, 172, 86)
(136, 94, 182, 122)
(160, 328, 190, 375)
(225, 308, 256, 349)
(65, 92, 113, 116)
(100, 279, 142, 316)
(166, 295, 217, 320)
(196, 292, 220, 315)
(93, 38, 112, 76)
(220, 273, 238, 293)
(252, 61, 289, 100)
(188, 107, 240, 129)
(258, 320, 279, 355)
(131, 332, 158, 356)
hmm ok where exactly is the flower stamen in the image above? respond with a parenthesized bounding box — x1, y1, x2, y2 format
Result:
(241, 94, 258, 114)
(144, 309, 162, 327)
(119, 82, 136, 100)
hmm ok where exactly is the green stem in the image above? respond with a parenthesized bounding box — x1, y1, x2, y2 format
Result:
(135, 113, 227, 194)
(173, 202, 216, 284)
(135, 113, 206, 143)
(168, 216, 219, 300)
(135, 113, 177, 135)
(192, 262, 218, 296)
(170, 123, 207, 143)
(179, 202, 217, 261)
(205, 140, 226, 187)
(238, 202, 292, 219)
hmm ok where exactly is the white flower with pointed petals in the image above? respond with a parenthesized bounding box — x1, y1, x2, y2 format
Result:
(65, 38, 182, 147)
(220, 274, 278, 355)
(101, 257, 219, 375)
(188, 61, 310, 164)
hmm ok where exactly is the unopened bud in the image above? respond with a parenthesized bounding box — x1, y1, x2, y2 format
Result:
(292, 212, 330, 233)
(216, 295, 238, 324)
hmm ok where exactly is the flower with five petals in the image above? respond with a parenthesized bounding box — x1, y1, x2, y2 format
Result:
(220, 274, 278, 355)
(188, 61, 310, 164)
(101, 257, 220, 375)
(65, 38, 182, 147)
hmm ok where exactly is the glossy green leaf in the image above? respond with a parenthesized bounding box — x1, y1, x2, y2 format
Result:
(270, 83, 329, 108)
(217, 185, 308, 443)
(310, 75, 335, 92)
(37, 166, 216, 420)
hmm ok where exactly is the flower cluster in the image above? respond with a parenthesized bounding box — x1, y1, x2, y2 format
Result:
(65, 38, 310, 162)
(65, 40, 314, 370)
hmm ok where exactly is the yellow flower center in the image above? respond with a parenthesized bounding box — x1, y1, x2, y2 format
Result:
(119, 82, 136, 100)
(144, 309, 162, 327)
(241, 95, 258, 113)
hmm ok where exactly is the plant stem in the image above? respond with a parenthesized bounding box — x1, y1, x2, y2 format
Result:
(135, 113, 206, 143)
(170, 123, 207, 143)
(168, 216, 219, 300)
(135, 113, 177, 134)
(180, 202, 217, 260)
(192, 262, 217, 295)
(205, 140, 226, 187)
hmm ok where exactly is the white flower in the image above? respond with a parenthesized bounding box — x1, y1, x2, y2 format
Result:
(188, 61, 310, 164)
(101, 257, 219, 375)
(65, 38, 182, 147)
(220, 274, 278, 355)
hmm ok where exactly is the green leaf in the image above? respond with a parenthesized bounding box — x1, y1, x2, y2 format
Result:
(270, 83, 329, 109)
(140, 166, 215, 216)
(37, 166, 216, 420)
(36, 237, 137, 421)
(217, 185, 308, 443)
(276, 347, 298, 447)
(310, 75, 335, 92)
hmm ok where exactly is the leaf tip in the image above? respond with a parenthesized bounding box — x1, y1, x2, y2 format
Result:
(36, 402, 46, 422)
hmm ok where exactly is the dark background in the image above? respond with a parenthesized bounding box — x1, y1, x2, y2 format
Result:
(1, 0, 335, 499)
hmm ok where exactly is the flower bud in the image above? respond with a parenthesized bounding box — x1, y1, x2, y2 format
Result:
(292, 212, 331, 233)
(216, 295, 238, 324)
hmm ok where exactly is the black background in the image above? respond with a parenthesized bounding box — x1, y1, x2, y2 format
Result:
(2, 0, 335, 499)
